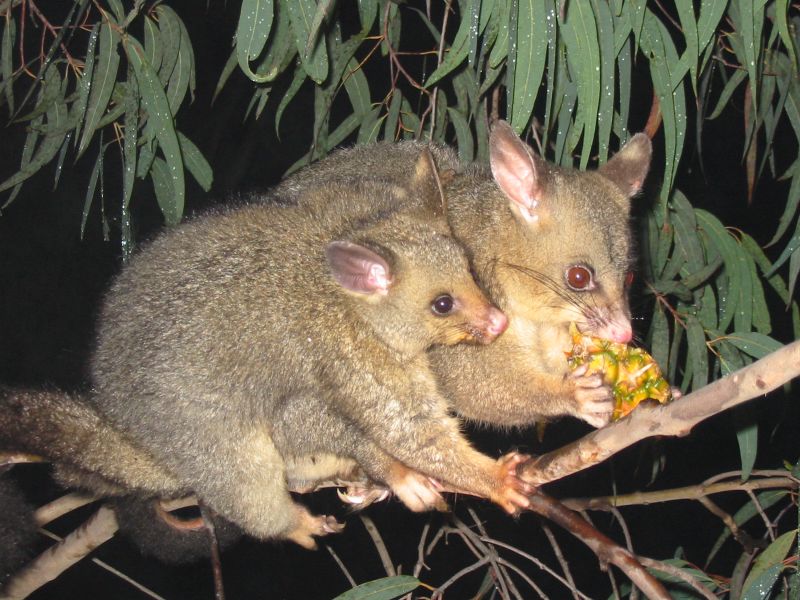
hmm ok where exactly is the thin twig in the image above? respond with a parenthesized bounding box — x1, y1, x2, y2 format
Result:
(413, 521, 432, 578)
(359, 514, 396, 576)
(480, 536, 592, 600)
(1, 506, 119, 600)
(431, 556, 491, 599)
(34, 493, 98, 526)
(541, 523, 580, 600)
(563, 476, 798, 510)
(326, 545, 357, 588)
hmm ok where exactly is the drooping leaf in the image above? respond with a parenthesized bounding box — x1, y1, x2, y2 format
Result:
(77, 21, 120, 158)
(287, 0, 329, 83)
(124, 35, 185, 225)
(236, 0, 275, 82)
(1, 17, 15, 114)
(177, 132, 213, 192)
(640, 9, 686, 201)
(742, 531, 797, 600)
(332, 575, 420, 600)
(507, 0, 550, 133)
(560, 0, 601, 168)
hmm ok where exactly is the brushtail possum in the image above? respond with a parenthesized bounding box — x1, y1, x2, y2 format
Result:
(1, 149, 529, 549)
(272, 120, 652, 429)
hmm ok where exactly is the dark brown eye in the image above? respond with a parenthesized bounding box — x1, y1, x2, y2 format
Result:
(565, 265, 593, 291)
(431, 294, 455, 315)
(625, 271, 635, 287)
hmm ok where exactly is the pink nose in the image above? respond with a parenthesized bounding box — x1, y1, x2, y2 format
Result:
(484, 307, 508, 340)
(610, 324, 632, 343)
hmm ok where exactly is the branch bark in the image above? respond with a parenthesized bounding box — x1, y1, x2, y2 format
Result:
(520, 340, 800, 485)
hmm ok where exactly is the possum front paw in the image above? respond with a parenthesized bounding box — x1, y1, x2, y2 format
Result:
(285, 506, 345, 550)
(570, 366, 614, 428)
(490, 453, 534, 515)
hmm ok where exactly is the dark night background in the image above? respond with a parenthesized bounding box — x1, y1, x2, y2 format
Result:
(1, 2, 798, 598)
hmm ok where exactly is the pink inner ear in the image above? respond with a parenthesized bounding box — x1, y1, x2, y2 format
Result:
(326, 241, 392, 295)
(489, 122, 543, 220)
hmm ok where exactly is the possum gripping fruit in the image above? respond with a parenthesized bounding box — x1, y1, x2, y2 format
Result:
(566, 324, 672, 420)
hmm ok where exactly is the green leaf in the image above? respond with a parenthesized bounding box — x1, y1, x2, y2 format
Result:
(671, 191, 705, 273)
(640, 9, 686, 201)
(708, 69, 747, 121)
(723, 332, 783, 359)
(178, 132, 213, 192)
(674, 0, 698, 90)
(149, 156, 179, 225)
(742, 531, 797, 599)
(14, 67, 63, 124)
(734, 405, 758, 481)
(448, 107, 474, 163)
(649, 301, 670, 369)
(706, 490, 789, 568)
(384, 90, 402, 141)
(304, 0, 336, 60)
(124, 35, 185, 225)
(594, 0, 615, 163)
(696, 209, 741, 332)
(213, 49, 240, 104)
(738, 0, 767, 114)
(332, 576, 420, 600)
(697, 0, 728, 52)
(357, 107, 382, 144)
(488, 0, 510, 68)
(511, 0, 551, 133)
(122, 66, 138, 212)
(275, 60, 307, 137)
(77, 21, 120, 158)
(1, 16, 15, 114)
(161, 7, 195, 113)
(143, 15, 162, 74)
(425, 0, 472, 88)
(236, 0, 275, 82)
(73, 23, 99, 146)
(776, 0, 799, 71)
(343, 58, 371, 117)
(252, 1, 296, 83)
(560, 1, 601, 168)
(358, 0, 379, 30)
(287, 0, 329, 84)
(685, 315, 708, 390)
(0, 98, 69, 199)
(81, 139, 104, 240)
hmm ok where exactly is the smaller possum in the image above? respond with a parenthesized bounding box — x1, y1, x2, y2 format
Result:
(0, 150, 530, 550)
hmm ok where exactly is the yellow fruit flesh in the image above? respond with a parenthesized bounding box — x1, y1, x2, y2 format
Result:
(566, 323, 673, 420)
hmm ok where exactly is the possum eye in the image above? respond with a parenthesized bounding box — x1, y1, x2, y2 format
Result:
(565, 265, 594, 291)
(431, 294, 455, 316)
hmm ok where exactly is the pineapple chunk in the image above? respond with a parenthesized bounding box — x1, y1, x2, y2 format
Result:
(566, 323, 672, 420)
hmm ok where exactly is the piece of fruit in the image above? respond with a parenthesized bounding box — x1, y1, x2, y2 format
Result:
(566, 323, 673, 420)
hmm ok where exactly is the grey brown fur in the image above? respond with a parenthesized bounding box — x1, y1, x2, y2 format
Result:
(1, 150, 529, 549)
(273, 121, 652, 429)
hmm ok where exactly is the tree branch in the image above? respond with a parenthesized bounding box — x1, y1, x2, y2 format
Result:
(520, 340, 800, 485)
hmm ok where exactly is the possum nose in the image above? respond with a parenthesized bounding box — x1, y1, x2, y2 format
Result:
(482, 307, 508, 342)
(604, 322, 632, 343)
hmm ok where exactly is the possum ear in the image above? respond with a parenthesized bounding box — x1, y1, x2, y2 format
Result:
(598, 133, 652, 198)
(489, 120, 550, 225)
(410, 148, 447, 218)
(326, 241, 393, 296)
